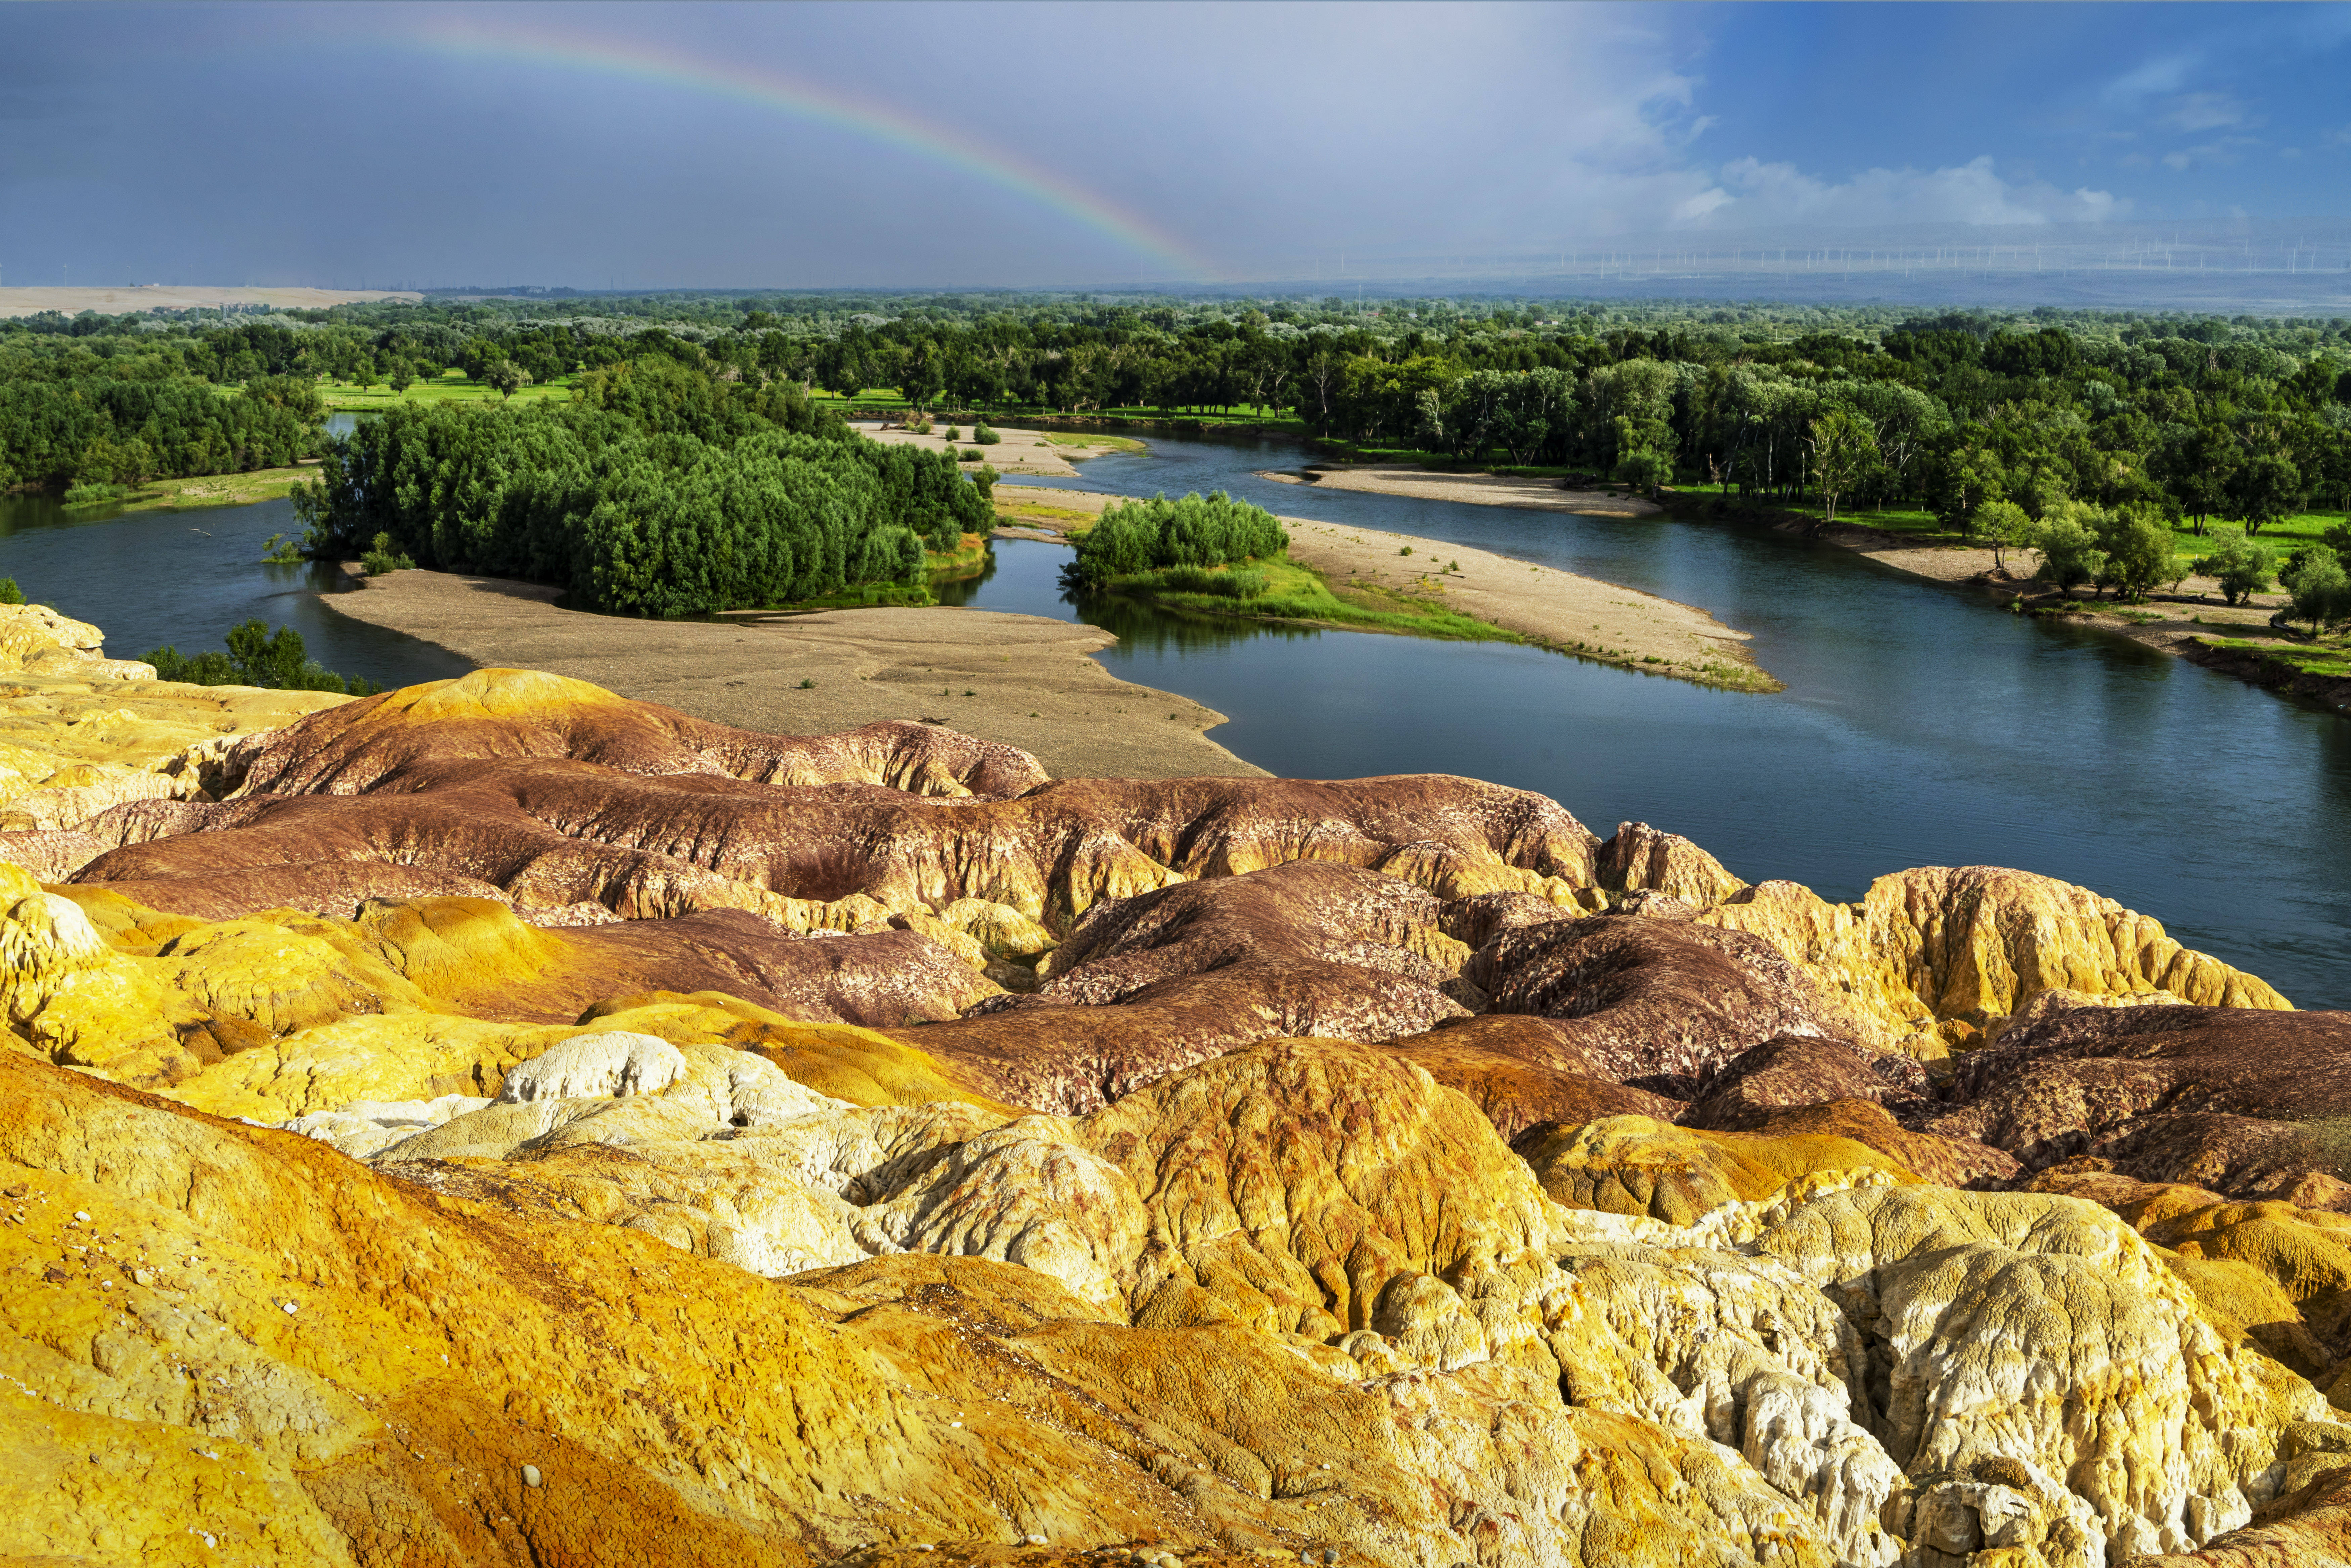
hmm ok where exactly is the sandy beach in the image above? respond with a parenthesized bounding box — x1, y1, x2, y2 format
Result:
(325, 570, 1263, 780)
(854, 421, 1135, 480)
(1257, 464, 1661, 519)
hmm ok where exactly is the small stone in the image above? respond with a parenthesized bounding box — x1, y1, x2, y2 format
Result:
(73, 1210, 91, 1222)
(3, 1184, 27, 1199)
(281, 1300, 299, 1314)
(1025, 1535, 1048, 1546)
(521, 1463, 542, 1488)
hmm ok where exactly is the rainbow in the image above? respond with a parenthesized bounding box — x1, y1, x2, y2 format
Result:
(397, 15, 1217, 282)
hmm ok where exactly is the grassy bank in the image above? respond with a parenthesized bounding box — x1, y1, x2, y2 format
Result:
(1103, 553, 1528, 644)
(58, 463, 320, 516)
(1662, 480, 2348, 566)
(2195, 636, 2351, 680)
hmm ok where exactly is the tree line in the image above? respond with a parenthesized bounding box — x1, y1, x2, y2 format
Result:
(297, 359, 995, 618)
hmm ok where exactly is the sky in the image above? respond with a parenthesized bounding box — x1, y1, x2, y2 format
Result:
(3, 0, 2350, 290)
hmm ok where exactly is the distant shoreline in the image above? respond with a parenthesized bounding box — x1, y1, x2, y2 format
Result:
(0, 285, 419, 319)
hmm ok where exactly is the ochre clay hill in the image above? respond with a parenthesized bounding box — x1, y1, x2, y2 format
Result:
(3, 640, 2347, 1567)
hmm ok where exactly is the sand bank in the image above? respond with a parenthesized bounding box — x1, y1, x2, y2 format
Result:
(1257, 464, 1659, 519)
(854, 421, 1133, 479)
(324, 570, 1263, 781)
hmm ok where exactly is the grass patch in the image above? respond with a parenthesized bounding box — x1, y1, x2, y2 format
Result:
(317, 369, 579, 411)
(926, 532, 990, 581)
(1041, 432, 1147, 453)
(2196, 636, 2351, 678)
(2169, 507, 2346, 560)
(1106, 552, 1523, 644)
(74, 464, 321, 515)
(993, 502, 1101, 534)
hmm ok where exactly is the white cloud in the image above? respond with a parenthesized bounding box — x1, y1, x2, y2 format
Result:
(2103, 52, 2201, 105)
(1671, 155, 2126, 231)
(2164, 92, 2245, 132)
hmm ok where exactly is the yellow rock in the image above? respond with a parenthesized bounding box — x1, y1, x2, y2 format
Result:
(1518, 1113, 1914, 1227)
(1703, 865, 2288, 1056)
(0, 604, 347, 839)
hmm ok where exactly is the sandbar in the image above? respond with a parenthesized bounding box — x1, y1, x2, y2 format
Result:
(1257, 464, 1660, 519)
(324, 570, 1264, 780)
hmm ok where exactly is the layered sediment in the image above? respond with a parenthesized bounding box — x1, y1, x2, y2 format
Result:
(0, 619, 2343, 1568)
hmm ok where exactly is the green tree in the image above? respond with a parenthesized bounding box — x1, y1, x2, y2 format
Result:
(2031, 507, 2108, 596)
(2283, 551, 2351, 632)
(2094, 507, 2181, 602)
(1611, 414, 1671, 497)
(1969, 500, 2033, 574)
(2192, 528, 2276, 607)
(482, 360, 529, 399)
(1804, 407, 1879, 528)
(2228, 451, 2304, 537)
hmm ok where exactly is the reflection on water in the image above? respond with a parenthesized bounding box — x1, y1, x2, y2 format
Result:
(962, 430, 2351, 1009)
(0, 490, 472, 691)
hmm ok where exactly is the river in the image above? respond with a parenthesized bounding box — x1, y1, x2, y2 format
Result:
(960, 431, 2351, 1010)
(0, 428, 2344, 1006)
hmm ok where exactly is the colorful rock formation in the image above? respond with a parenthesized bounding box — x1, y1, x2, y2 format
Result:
(0, 636, 2340, 1568)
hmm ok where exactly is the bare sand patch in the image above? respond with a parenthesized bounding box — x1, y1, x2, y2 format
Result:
(1264, 465, 1659, 519)
(324, 571, 1262, 780)
(854, 421, 1127, 479)
(0, 285, 420, 318)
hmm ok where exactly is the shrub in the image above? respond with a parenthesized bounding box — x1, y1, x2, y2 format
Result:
(961, 447, 986, 461)
(941, 427, 960, 442)
(61, 482, 129, 506)
(1156, 564, 1268, 598)
(144, 619, 382, 695)
(973, 424, 1001, 446)
(0, 578, 21, 606)
(1071, 491, 1286, 584)
(2285, 550, 2351, 631)
(361, 531, 416, 577)
(2030, 504, 2108, 594)
(2193, 528, 2275, 607)
(904, 413, 933, 435)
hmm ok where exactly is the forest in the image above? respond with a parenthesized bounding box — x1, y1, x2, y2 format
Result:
(4, 288, 2348, 619)
(298, 359, 994, 618)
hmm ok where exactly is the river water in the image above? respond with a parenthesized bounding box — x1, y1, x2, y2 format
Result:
(959, 432, 2351, 1009)
(0, 429, 2344, 1006)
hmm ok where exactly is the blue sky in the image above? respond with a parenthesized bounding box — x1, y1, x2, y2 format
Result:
(2, 1, 2348, 289)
